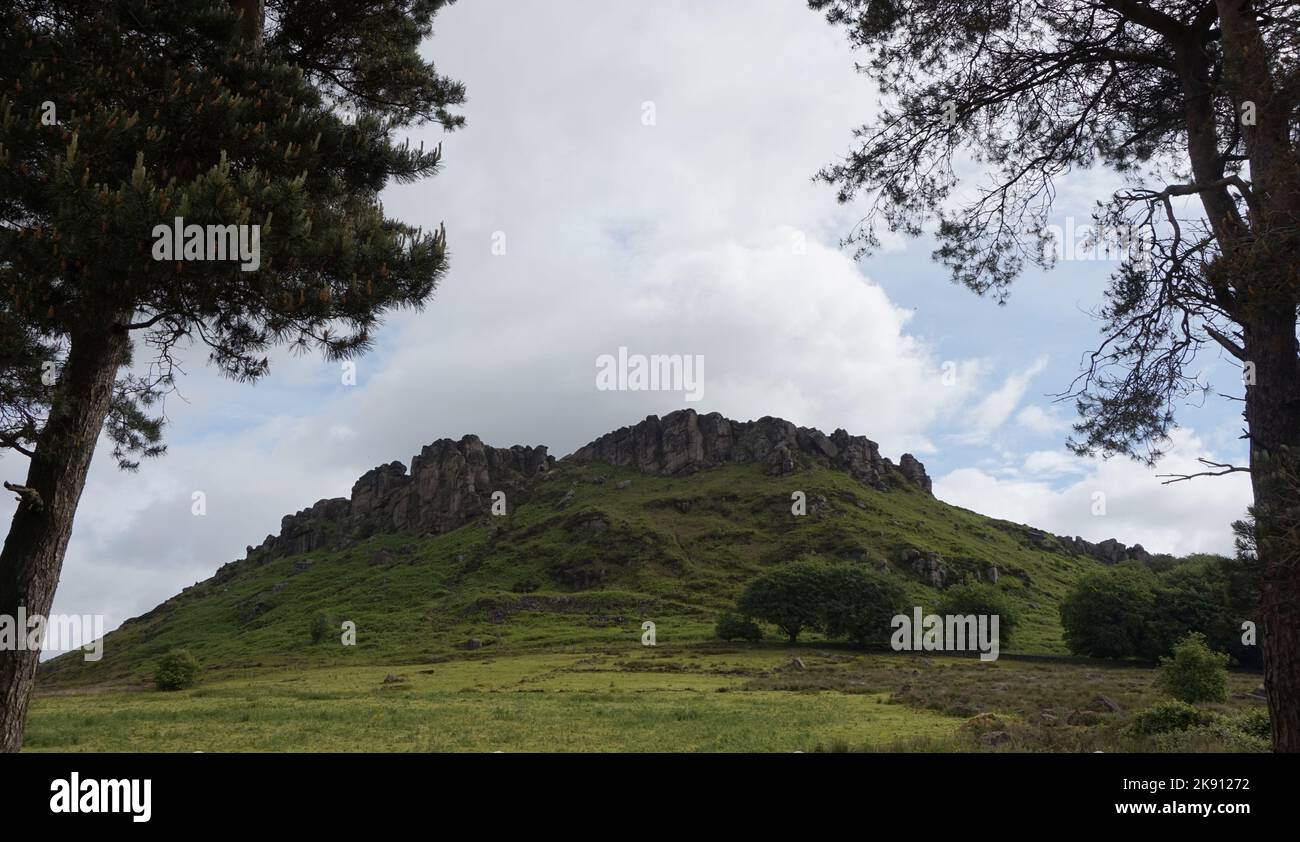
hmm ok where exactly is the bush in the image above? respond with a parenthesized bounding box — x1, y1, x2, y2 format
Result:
(1127, 700, 1215, 736)
(1141, 708, 1271, 752)
(714, 613, 763, 642)
(936, 582, 1018, 648)
(1156, 632, 1229, 703)
(154, 649, 201, 691)
(820, 565, 907, 647)
(1231, 708, 1272, 741)
(309, 612, 330, 644)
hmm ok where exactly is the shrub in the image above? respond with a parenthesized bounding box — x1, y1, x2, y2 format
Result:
(1142, 709, 1271, 752)
(714, 613, 763, 642)
(1156, 632, 1229, 703)
(1231, 708, 1272, 741)
(309, 612, 330, 644)
(936, 582, 1018, 648)
(154, 649, 201, 691)
(1127, 700, 1215, 736)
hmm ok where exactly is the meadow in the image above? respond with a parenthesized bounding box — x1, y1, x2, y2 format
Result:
(26, 645, 1269, 752)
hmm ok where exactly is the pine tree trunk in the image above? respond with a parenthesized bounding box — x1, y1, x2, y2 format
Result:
(0, 324, 129, 752)
(1243, 303, 1300, 753)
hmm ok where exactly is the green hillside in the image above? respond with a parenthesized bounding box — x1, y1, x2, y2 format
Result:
(42, 457, 1113, 689)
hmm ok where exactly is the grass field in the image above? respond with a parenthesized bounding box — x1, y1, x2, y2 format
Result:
(26, 645, 1269, 752)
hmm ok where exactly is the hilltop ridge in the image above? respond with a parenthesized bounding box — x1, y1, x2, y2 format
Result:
(40, 408, 1160, 687)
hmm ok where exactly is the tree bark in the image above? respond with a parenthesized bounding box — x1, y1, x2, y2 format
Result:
(0, 324, 129, 752)
(230, 0, 264, 46)
(1242, 302, 1300, 752)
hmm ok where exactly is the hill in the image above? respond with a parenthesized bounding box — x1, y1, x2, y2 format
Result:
(39, 409, 1153, 688)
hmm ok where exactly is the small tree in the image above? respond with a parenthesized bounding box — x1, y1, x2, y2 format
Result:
(737, 560, 829, 644)
(820, 565, 906, 647)
(309, 611, 330, 645)
(937, 582, 1018, 649)
(1156, 632, 1230, 704)
(714, 612, 763, 643)
(1060, 565, 1157, 659)
(153, 649, 201, 691)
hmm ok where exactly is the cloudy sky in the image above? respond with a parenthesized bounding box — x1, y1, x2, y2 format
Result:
(3, 0, 1253, 646)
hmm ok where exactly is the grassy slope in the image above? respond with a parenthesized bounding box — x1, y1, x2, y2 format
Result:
(41, 459, 1102, 689)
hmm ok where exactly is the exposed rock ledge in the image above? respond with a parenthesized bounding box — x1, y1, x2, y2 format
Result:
(565, 408, 933, 494)
(220, 409, 934, 575)
(226, 436, 551, 573)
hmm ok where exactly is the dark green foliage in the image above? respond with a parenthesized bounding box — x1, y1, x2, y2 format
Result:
(820, 565, 907, 646)
(1127, 700, 1215, 736)
(309, 611, 329, 644)
(1060, 564, 1159, 659)
(0, 0, 464, 465)
(714, 612, 763, 643)
(153, 649, 201, 691)
(1061, 556, 1262, 665)
(937, 582, 1017, 648)
(735, 558, 906, 647)
(737, 559, 829, 643)
(1156, 633, 1229, 704)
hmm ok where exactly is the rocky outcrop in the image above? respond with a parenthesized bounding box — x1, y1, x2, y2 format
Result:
(249, 436, 552, 562)
(1057, 535, 1150, 565)
(898, 454, 933, 495)
(1021, 526, 1150, 565)
(233, 410, 930, 570)
(566, 409, 932, 494)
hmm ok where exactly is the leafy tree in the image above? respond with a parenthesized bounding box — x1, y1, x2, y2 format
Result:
(820, 565, 907, 646)
(1159, 551, 1262, 667)
(937, 582, 1018, 648)
(737, 560, 830, 643)
(1156, 632, 1230, 703)
(0, 0, 464, 750)
(1060, 564, 1158, 658)
(813, 0, 1299, 750)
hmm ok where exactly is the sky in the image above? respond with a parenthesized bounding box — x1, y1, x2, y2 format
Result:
(2, 0, 1254, 649)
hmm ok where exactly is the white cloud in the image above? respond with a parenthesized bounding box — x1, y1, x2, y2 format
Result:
(935, 428, 1251, 556)
(950, 355, 1050, 444)
(1016, 404, 1069, 435)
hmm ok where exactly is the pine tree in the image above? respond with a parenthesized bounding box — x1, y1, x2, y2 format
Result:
(0, 0, 465, 750)
(812, 0, 1300, 750)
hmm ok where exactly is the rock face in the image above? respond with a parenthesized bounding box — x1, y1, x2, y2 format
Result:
(250, 436, 552, 562)
(566, 409, 932, 494)
(1022, 527, 1150, 565)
